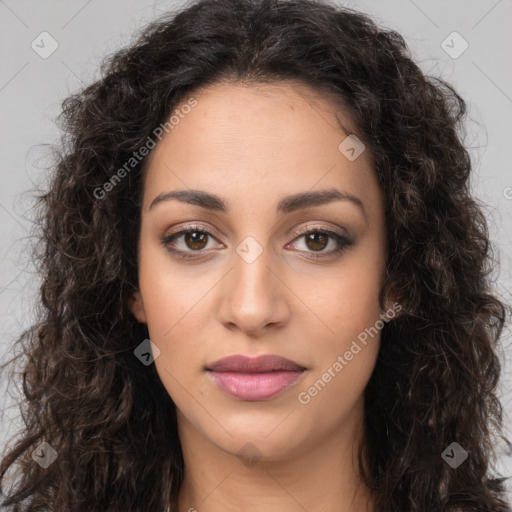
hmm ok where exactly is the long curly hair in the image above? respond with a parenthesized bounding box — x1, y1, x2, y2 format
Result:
(1, 0, 510, 510)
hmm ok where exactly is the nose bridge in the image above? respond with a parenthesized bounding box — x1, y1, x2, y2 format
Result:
(231, 234, 274, 303)
(218, 233, 287, 333)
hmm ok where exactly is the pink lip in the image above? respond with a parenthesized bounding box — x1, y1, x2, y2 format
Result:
(206, 354, 306, 401)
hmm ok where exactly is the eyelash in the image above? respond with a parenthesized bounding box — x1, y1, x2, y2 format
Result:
(161, 224, 353, 260)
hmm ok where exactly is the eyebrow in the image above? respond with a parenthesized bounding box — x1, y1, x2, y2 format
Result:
(148, 187, 366, 219)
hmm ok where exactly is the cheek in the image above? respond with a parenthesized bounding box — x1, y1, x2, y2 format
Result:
(297, 280, 382, 418)
(297, 342, 378, 431)
(302, 252, 384, 347)
(333, 269, 383, 333)
(136, 247, 209, 390)
(296, 244, 384, 396)
(137, 241, 213, 339)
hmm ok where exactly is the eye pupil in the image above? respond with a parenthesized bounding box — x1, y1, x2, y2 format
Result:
(306, 232, 328, 251)
(185, 231, 208, 250)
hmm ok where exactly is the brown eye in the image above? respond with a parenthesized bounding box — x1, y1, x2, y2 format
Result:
(286, 227, 353, 260)
(183, 231, 209, 250)
(161, 225, 224, 259)
(304, 232, 329, 251)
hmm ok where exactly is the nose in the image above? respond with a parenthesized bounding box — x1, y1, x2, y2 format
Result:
(217, 243, 290, 336)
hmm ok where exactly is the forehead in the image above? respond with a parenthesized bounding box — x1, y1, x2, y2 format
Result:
(141, 80, 380, 218)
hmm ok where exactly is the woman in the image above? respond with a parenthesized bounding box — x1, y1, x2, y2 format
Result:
(0, 0, 510, 510)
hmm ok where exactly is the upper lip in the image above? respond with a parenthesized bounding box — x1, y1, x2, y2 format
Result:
(206, 354, 306, 373)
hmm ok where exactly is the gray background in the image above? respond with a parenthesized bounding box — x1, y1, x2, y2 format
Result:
(1, 0, 511, 503)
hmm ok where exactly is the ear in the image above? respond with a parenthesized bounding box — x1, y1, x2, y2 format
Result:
(380, 280, 405, 321)
(381, 294, 404, 321)
(128, 290, 147, 323)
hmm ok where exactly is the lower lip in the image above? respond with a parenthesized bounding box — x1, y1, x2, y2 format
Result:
(207, 370, 305, 401)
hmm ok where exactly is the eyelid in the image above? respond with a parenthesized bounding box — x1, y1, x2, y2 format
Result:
(163, 222, 224, 243)
(292, 223, 348, 239)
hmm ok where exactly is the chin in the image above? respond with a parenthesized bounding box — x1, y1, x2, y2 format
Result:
(205, 416, 307, 460)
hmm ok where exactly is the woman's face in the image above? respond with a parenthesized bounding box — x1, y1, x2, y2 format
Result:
(129, 80, 388, 462)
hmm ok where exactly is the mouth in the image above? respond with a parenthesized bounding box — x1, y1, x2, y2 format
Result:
(205, 354, 307, 401)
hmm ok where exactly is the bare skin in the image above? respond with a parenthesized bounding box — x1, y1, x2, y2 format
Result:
(129, 80, 391, 512)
